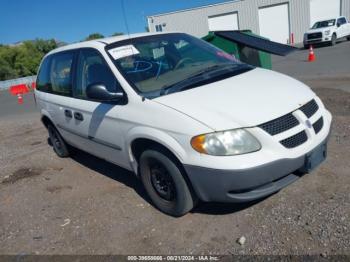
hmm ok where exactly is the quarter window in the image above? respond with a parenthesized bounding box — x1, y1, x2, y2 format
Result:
(36, 56, 51, 92)
(75, 49, 122, 99)
(50, 52, 74, 95)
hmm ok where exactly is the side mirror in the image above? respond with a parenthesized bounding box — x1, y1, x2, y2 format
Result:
(337, 22, 341, 27)
(86, 83, 124, 102)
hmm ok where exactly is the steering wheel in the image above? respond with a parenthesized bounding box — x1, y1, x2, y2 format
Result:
(174, 57, 194, 70)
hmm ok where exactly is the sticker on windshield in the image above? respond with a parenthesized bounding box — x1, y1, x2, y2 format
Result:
(216, 51, 237, 61)
(108, 45, 140, 60)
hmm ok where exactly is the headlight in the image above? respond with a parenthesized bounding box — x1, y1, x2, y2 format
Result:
(191, 129, 261, 156)
(324, 30, 331, 36)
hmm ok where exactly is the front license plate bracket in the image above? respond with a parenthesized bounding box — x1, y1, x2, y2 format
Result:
(300, 143, 327, 173)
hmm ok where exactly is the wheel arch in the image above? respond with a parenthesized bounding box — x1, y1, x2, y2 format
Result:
(41, 111, 55, 129)
(126, 127, 187, 174)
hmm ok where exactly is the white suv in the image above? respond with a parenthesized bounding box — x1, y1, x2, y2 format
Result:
(35, 32, 332, 216)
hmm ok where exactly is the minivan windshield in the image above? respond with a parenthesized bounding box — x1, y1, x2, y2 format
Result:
(312, 19, 335, 29)
(106, 33, 252, 98)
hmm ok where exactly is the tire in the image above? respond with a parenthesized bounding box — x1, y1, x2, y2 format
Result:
(139, 147, 196, 216)
(48, 124, 70, 157)
(347, 36, 350, 41)
(304, 44, 309, 50)
(331, 34, 337, 46)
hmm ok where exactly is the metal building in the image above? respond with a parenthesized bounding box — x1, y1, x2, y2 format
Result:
(147, 0, 350, 44)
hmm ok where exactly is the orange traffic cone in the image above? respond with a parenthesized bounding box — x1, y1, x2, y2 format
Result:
(17, 93, 23, 104)
(308, 45, 315, 62)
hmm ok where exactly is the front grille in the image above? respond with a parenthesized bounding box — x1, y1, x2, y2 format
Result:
(300, 99, 319, 118)
(307, 32, 322, 40)
(259, 113, 299, 136)
(313, 117, 324, 134)
(280, 130, 308, 148)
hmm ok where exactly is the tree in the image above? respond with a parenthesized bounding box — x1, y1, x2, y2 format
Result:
(0, 39, 58, 81)
(84, 33, 104, 41)
(111, 32, 124, 37)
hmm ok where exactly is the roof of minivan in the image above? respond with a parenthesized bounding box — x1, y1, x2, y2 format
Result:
(46, 31, 177, 56)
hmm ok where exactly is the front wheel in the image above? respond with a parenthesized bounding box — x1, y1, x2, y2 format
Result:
(331, 34, 337, 46)
(347, 36, 350, 41)
(139, 148, 196, 216)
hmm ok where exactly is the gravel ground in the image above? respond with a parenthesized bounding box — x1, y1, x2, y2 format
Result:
(0, 42, 349, 256)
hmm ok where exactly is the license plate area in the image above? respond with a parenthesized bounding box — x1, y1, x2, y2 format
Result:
(300, 143, 327, 173)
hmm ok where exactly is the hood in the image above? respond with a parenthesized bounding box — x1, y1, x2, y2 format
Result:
(306, 26, 334, 34)
(153, 68, 315, 131)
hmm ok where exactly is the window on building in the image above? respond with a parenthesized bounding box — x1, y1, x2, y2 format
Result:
(155, 24, 163, 32)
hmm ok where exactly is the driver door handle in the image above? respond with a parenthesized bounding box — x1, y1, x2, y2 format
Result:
(64, 109, 72, 118)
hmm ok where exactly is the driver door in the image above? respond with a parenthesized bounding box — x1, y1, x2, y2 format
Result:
(67, 48, 130, 168)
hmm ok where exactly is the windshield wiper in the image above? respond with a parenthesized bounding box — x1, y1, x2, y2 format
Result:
(159, 63, 248, 96)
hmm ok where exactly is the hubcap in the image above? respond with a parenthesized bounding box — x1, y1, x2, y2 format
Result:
(150, 162, 176, 201)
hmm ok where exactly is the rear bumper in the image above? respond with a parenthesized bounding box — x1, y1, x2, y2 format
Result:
(184, 135, 330, 203)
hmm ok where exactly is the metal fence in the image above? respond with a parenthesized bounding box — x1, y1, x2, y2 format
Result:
(0, 75, 37, 91)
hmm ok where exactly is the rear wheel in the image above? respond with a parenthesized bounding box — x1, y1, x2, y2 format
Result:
(347, 35, 350, 41)
(139, 148, 196, 216)
(304, 44, 310, 50)
(331, 34, 337, 46)
(48, 124, 70, 157)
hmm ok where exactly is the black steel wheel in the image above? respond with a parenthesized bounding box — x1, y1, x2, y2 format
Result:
(139, 147, 196, 217)
(48, 124, 70, 157)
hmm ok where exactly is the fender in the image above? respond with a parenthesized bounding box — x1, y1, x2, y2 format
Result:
(126, 126, 188, 173)
(40, 108, 55, 126)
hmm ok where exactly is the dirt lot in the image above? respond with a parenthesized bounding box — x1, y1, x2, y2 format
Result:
(0, 42, 349, 256)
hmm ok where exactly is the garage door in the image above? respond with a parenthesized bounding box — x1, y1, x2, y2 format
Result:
(258, 4, 290, 44)
(310, 0, 341, 26)
(208, 12, 239, 31)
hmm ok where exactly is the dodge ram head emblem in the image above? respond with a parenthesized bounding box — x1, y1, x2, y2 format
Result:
(305, 120, 312, 128)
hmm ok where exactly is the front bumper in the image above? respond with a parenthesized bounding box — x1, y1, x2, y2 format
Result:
(304, 34, 332, 45)
(184, 134, 330, 203)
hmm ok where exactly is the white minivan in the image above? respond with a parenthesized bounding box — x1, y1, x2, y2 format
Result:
(35, 32, 332, 216)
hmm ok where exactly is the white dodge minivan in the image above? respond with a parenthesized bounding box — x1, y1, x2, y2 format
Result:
(35, 32, 332, 216)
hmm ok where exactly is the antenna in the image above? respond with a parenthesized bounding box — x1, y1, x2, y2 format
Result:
(121, 0, 130, 37)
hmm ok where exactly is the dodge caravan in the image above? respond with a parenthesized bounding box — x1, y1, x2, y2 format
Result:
(35, 32, 332, 216)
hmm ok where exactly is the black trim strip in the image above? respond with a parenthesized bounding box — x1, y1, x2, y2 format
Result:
(57, 124, 122, 151)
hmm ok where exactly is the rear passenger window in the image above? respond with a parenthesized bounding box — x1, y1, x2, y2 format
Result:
(75, 49, 122, 99)
(50, 52, 74, 95)
(36, 56, 51, 92)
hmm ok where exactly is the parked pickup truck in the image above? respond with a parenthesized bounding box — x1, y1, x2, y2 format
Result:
(304, 16, 350, 48)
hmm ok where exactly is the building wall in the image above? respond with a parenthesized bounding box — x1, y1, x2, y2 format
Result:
(148, 0, 350, 44)
(343, 0, 350, 20)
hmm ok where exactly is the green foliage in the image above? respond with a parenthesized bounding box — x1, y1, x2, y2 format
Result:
(84, 33, 105, 41)
(111, 32, 124, 36)
(0, 39, 58, 81)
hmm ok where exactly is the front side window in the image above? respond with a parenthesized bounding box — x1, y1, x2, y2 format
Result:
(106, 33, 251, 98)
(338, 18, 346, 25)
(75, 48, 121, 99)
(50, 52, 74, 95)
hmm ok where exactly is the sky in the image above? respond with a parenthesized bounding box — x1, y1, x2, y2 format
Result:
(0, 0, 227, 44)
